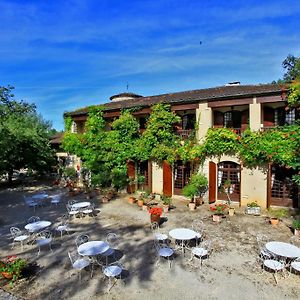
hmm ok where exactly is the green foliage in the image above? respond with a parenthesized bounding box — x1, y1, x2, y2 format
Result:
(182, 173, 208, 201)
(282, 54, 300, 83)
(0, 86, 55, 182)
(268, 208, 288, 219)
(64, 116, 73, 132)
(62, 132, 83, 157)
(161, 195, 172, 205)
(247, 201, 260, 208)
(287, 80, 300, 108)
(62, 166, 77, 180)
(292, 219, 300, 230)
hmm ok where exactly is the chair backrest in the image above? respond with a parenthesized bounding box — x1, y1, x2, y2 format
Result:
(68, 250, 79, 265)
(68, 200, 77, 206)
(10, 227, 21, 237)
(51, 194, 62, 201)
(106, 233, 118, 247)
(192, 218, 205, 234)
(28, 216, 40, 223)
(75, 234, 89, 247)
(150, 222, 159, 233)
(201, 239, 212, 251)
(256, 234, 269, 249)
(37, 230, 52, 240)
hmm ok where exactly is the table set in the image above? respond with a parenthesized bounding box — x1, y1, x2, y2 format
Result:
(72, 201, 91, 209)
(265, 241, 300, 259)
(169, 228, 198, 255)
(25, 220, 52, 233)
(78, 241, 110, 256)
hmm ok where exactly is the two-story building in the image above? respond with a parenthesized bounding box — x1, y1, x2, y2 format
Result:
(66, 83, 299, 209)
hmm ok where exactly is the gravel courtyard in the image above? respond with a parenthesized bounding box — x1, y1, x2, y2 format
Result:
(0, 180, 299, 300)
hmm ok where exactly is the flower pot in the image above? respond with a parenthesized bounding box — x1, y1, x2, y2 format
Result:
(195, 197, 203, 206)
(1, 272, 13, 280)
(189, 202, 196, 211)
(294, 228, 300, 236)
(137, 199, 144, 207)
(228, 207, 235, 216)
(142, 204, 149, 211)
(102, 196, 109, 203)
(212, 214, 222, 222)
(150, 214, 161, 223)
(270, 217, 279, 226)
(162, 204, 169, 213)
(128, 197, 136, 204)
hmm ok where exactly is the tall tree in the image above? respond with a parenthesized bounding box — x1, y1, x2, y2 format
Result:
(282, 54, 300, 82)
(0, 86, 55, 183)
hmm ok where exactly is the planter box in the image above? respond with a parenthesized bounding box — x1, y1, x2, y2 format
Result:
(245, 206, 261, 216)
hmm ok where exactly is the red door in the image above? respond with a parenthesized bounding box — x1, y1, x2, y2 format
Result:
(209, 161, 216, 203)
(163, 161, 172, 197)
(127, 160, 135, 193)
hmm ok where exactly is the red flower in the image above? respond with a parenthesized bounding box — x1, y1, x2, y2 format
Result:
(210, 203, 228, 215)
(148, 207, 163, 216)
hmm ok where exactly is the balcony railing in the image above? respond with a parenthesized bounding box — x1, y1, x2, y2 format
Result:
(175, 129, 193, 139)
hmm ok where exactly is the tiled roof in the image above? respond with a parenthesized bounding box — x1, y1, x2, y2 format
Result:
(67, 83, 286, 116)
(49, 132, 63, 144)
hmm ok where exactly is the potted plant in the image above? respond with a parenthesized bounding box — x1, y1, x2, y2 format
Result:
(268, 208, 288, 226)
(137, 193, 145, 207)
(183, 173, 208, 211)
(210, 203, 228, 222)
(0, 256, 27, 285)
(292, 219, 300, 236)
(161, 195, 172, 212)
(245, 201, 261, 216)
(148, 206, 163, 223)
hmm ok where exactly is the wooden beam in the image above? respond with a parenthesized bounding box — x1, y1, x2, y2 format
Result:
(208, 98, 253, 108)
(256, 95, 286, 103)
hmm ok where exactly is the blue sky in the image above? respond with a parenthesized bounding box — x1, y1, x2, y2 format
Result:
(1, 0, 300, 130)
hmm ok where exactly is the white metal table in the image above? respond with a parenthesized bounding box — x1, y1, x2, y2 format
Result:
(265, 241, 300, 259)
(169, 228, 198, 255)
(25, 220, 52, 233)
(72, 201, 91, 209)
(32, 193, 48, 199)
(78, 241, 110, 256)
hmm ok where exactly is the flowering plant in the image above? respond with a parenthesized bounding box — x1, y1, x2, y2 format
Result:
(148, 207, 163, 216)
(0, 256, 28, 282)
(210, 204, 228, 215)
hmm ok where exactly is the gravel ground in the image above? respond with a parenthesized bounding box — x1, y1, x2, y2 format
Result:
(0, 179, 299, 300)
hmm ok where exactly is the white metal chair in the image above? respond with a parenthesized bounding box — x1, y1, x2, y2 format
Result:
(75, 234, 89, 248)
(263, 259, 285, 284)
(101, 233, 119, 265)
(66, 204, 80, 219)
(102, 262, 124, 292)
(68, 250, 91, 282)
(81, 203, 95, 218)
(28, 216, 40, 223)
(36, 230, 52, 255)
(50, 194, 62, 206)
(190, 240, 212, 268)
(55, 216, 70, 240)
(24, 196, 38, 211)
(192, 218, 205, 245)
(10, 227, 30, 251)
(256, 234, 274, 260)
(151, 222, 168, 244)
(290, 257, 300, 274)
(154, 240, 174, 268)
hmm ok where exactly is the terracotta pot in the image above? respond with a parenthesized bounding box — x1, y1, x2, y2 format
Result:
(228, 207, 235, 216)
(137, 199, 144, 207)
(189, 202, 196, 211)
(142, 204, 149, 211)
(294, 229, 300, 236)
(212, 214, 222, 222)
(195, 197, 203, 206)
(150, 214, 161, 223)
(162, 204, 169, 213)
(2, 272, 13, 280)
(102, 196, 109, 203)
(128, 197, 136, 204)
(270, 217, 279, 226)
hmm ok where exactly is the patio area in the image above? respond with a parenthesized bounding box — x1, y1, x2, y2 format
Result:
(0, 180, 299, 300)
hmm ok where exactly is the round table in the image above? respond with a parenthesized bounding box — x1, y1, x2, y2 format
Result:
(72, 201, 91, 209)
(32, 193, 48, 199)
(169, 228, 198, 255)
(265, 241, 300, 259)
(78, 241, 110, 256)
(25, 221, 52, 233)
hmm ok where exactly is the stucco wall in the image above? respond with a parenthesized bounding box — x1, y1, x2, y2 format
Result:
(249, 97, 261, 131)
(197, 103, 212, 142)
(151, 162, 163, 194)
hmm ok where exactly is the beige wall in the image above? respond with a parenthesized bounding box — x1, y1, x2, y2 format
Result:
(197, 103, 212, 142)
(249, 97, 261, 131)
(151, 162, 163, 194)
(240, 166, 268, 208)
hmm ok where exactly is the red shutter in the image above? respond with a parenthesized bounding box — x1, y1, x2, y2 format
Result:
(209, 161, 216, 203)
(241, 109, 249, 131)
(127, 160, 135, 193)
(163, 161, 172, 197)
(263, 107, 275, 127)
(213, 111, 224, 127)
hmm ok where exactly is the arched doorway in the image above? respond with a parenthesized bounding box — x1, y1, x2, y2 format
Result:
(217, 161, 241, 203)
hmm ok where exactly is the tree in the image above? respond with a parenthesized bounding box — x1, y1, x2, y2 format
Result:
(0, 86, 55, 183)
(282, 54, 300, 83)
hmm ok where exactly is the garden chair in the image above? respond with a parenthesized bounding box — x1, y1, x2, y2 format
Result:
(154, 239, 174, 268)
(68, 250, 91, 282)
(50, 194, 63, 206)
(55, 216, 71, 240)
(102, 261, 124, 292)
(27, 216, 40, 223)
(101, 233, 119, 265)
(24, 196, 38, 211)
(10, 227, 30, 251)
(290, 257, 300, 274)
(36, 230, 53, 255)
(66, 204, 80, 219)
(75, 234, 89, 248)
(189, 239, 212, 268)
(263, 258, 285, 284)
(81, 203, 95, 218)
(192, 218, 205, 245)
(256, 234, 274, 259)
(151, 222, 168, 244)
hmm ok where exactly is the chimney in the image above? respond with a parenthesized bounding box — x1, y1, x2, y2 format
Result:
(225, 81, 241, 86)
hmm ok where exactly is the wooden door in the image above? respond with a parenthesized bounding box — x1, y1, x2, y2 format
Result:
(163, 161, 172, 197)
(209, 161, 216, 203)
(127, 160, 136, 193)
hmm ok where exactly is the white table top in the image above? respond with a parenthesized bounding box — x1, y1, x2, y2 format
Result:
(72, 201, 91, 209)
(78, 241, 110, 256)
(169, 228, 198, 240)
(265, 241, 300, 259)
(32, 193, 48, 199)
(25, 220, 52, 232)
